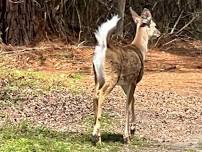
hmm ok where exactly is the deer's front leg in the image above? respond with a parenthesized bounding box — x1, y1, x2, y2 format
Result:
(122, 84, 136, 144)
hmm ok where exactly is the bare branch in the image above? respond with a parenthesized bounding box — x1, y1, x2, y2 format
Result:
(9, 0, 24, 4)
(75, 4, 82, 43)
(176, 14, 197, 35)
(162, 38, 178, 47)
(170, 10, 184, 34)
(31, 0, 41, 7)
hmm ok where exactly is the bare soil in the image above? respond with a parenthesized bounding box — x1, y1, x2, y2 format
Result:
(1, 40, 202, 151)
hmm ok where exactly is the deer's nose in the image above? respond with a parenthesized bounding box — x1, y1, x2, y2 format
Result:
(155, 29, 161, 37)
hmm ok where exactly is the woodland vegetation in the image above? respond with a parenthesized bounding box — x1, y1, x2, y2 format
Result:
(0, 0, 202, 45)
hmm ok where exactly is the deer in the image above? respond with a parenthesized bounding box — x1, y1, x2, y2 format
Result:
(92, 7, 161, 144)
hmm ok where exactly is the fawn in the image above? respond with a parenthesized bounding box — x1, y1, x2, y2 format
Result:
(92, 7, 160, 144)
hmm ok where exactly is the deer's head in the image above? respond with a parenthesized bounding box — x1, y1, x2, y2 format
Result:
(130, 7, 161, 39)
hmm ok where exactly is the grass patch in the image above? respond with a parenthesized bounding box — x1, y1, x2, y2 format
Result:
(185, 150, 197, 152)
(0, 66, 85, 107)
(198, 141, 202, 150)
(0, 121, 151, 152)
(0, 67, 83, 91)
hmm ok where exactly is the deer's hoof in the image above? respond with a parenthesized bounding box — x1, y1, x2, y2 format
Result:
(130, 123, 136, 135)
(130, 127, 136, 135)
(91, 135, 101, 145)
(131, 129, 135, 135)
(123, 136, 130, 144)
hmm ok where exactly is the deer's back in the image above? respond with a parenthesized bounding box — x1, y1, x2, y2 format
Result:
(104, 45, 144, 85)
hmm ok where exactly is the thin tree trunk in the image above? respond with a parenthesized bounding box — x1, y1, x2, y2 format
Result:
(117, 0, 126, 37)
(0, 0, 6, 41)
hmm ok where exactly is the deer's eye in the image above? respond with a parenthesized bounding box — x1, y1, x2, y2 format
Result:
(140, 22, 150, 27)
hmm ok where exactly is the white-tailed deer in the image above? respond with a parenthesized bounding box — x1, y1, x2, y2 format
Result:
(92, 7, 160, 144)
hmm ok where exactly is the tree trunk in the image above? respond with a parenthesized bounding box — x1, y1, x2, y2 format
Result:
(3, 0, 37, 45)
(0, 0, 6, 42)
(116, 0, 126, 37)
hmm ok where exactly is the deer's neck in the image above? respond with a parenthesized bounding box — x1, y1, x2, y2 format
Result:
(131, 27, 148, 61)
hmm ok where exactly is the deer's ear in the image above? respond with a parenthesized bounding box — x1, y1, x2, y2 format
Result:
(141, 8, 152, 20)
(130, 7, 140, 23)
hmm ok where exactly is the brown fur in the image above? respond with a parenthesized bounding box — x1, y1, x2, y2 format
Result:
(103, 44, 144, 86)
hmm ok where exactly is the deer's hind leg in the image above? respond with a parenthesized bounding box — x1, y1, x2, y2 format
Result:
(130, 95, 136, 135)
(92, 75, 118, 145)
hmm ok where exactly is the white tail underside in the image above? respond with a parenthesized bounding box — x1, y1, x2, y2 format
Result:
(93, 15, 120, 81)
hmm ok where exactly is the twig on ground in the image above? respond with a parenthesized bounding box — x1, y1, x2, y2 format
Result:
(0, 42, 92, 55)
(162, 38, 178, 47)
(0, 46, 60, 55)
(77, 41, 86, 48)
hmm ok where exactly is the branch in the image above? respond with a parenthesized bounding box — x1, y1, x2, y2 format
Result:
(96, 0, 111, 11)
(32, 0, 41, 8)
(75, 4, 82, 43)
(170, 10, 184, 34)
(175, 14, 197, 35)
(162, 38, 178, 47)
(9, 0, 24, 4)
(154, 33, 166, 47)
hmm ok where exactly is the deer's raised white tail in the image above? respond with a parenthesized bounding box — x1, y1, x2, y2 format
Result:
(93, 15, 120, 83)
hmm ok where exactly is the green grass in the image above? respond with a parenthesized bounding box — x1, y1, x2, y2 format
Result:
(198, 141, 202, 150)
(185, 149, 197, 152)
(0, 120, 152, 152)
(0, 114, 199, 152)
(0, 66, 84, 108)
(0, 67, 83, 92)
